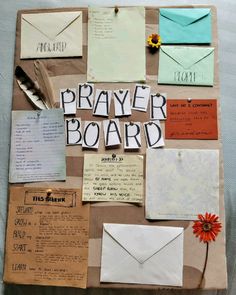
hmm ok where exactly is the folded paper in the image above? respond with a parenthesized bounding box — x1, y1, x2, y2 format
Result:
(158, 46, 214, 86)
(87, 7, 145, 82)
(146, 149, 219, 220)
(21, 11, 82, 58)
(159, 8, 212, 44)
(100, 223, 184, 286)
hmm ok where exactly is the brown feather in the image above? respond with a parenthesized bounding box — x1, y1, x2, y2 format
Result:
(34, 60, 57, 108)
(15, 66, 48, 110)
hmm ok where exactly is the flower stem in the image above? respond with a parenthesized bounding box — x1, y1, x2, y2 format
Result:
(198, 242, 209, 288)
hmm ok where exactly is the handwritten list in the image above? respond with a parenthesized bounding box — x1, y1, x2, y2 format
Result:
(9, 110, 66, 183)
(3, 187, 89, 288)
(87, 7, 146, 82)
(82, 154, 144, 203)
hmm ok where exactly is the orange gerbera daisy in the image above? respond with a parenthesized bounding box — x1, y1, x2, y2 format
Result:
(192, 213, 222, 243)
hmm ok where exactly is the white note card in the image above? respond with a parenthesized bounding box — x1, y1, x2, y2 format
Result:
(93, 89, 112, 116)
(9, 110, 66, 183)
(103, 119, 122, 147)
(143, 121, 165, 148)
(114, 89, 132, 117)
(82, 121, 101, 149)
(146, 149, 219, 220)
(60, 88, 77, 115)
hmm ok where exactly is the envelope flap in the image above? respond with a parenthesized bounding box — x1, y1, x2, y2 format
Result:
(104, 224, 183, 264)
(22, 11, 82, 40)
(160, 46, 214, 70)
(160, 8, 210, 26)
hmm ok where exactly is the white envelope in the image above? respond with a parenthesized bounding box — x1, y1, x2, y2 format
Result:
(100, 223, 184, 286)
(21, 11, 83, 58)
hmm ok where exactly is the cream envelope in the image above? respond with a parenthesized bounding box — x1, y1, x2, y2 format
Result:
(100, 223, 184, 286)
(21, 11, 83, 58)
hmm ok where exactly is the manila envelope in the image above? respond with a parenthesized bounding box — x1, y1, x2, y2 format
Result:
(100, 223, 184, 287)
(158, 46, 214, 86)
(159, 8, 212, 44)
(21, 11, 82, 58)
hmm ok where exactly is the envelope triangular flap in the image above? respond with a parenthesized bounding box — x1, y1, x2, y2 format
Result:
(160, 8, 210, 26)
(22, 11, 82, 40)
(103, 223, 183, 264)
(160, 46, 214, 70)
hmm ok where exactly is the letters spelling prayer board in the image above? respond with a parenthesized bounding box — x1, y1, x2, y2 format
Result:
(6, 5, 227, 290)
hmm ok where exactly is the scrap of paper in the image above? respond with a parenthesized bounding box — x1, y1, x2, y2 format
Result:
(165, 99, 218, 139)
(87, 7, 145, 82)
(60, 88, 77, 115)
(3, 187, 89, 288)
(82, 154, 144, 203)
(103, 119, 122, 147)
(93, 89, 112, 116)
(65, 118, 82, 145)
(114, 89, 132, 116)
(124, 122, 142, 149)
(82, 121, 101, 149)
(9, 110, 66, 183)
(132, 84, 151, 112)
(143, 121, 165, 148)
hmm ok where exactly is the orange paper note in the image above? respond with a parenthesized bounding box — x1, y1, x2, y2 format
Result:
(165, 99, 218, 139)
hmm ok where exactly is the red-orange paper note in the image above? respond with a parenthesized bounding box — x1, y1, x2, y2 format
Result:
(165, 99, 218, 139)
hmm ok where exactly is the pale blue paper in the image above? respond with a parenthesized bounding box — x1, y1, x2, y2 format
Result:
(159, 8, 212, 44)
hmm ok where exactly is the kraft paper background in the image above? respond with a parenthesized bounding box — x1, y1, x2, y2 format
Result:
(0, 1, 235, 295)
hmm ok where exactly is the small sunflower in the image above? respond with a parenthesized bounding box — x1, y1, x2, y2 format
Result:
(147, 33, 162, 49)
(192, 212, 222, 243)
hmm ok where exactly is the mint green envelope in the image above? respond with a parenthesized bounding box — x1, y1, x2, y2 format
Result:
(158, 46, 214, 86)
(159, 8, 212, 44)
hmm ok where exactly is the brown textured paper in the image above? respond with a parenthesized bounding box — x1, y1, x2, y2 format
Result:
(4, 187, 89, 288)
(9, 5, 227, 290)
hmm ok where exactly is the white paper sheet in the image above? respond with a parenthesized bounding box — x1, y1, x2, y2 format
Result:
(65, 118, 82, 145)
(103, 119, 122, 147)
(93, 89, 112, 116)
(59, 88, 77, 115)
(114, 89, 132, 117)
(132, 84, 151, 112)
(146, 149, 219, 220)
(143, 121, 165, 148)
(9, 110, 66, 183)
(124, 122, 141, 149)
(150, 93, 167, 120)
(77, 83, 94, 109)
(82, 121, 101, 149)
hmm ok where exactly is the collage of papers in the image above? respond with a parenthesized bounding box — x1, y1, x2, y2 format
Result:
(4, 5, 227, 291)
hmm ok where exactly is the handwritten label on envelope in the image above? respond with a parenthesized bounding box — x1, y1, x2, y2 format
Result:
(82, 154, 143, 203)
(165, 99, 218, 139)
